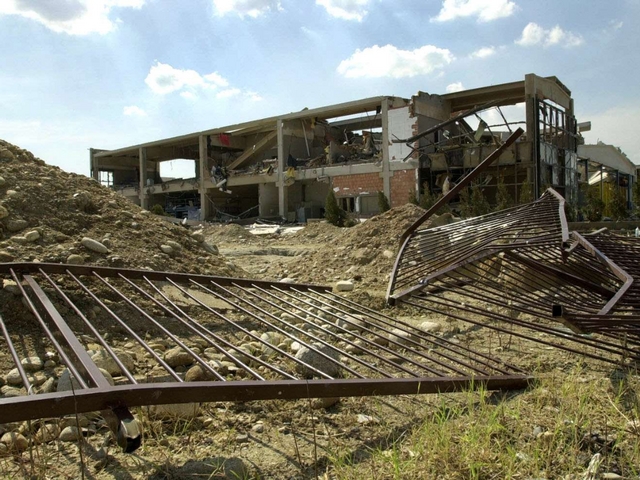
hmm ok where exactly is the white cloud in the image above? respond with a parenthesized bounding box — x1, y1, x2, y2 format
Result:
(316, 0, 371, 22)
(212, 0, 280, 18)
(516, 22, 583, 48)
(144, 61, 261, 103)
(246, 91, 263, 101)
(446, 82, 464, 93)
(470, 46, 496, 59)
(0, 0, 145, 35)
(432, 0, 516, 23)
(123, 105, 147, 116)
(145, 62, 230, 95)
(216, 88, 241, 99)
(337, 44, 454, 79)
(609, 20, 623, 31)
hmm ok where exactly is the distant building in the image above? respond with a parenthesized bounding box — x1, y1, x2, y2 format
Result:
(91, 73, 581, 221)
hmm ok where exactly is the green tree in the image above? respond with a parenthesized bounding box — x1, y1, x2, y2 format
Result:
(583, 183, 605, 221)
(377, 191, 391, 213)
(519, 181, 533, 204)
(606, 187, 628, 221)
(150, 204, 166, 216)
(325, 189, 347, 226)
(633, 180, 640, 215)
(420, 182, 438, 210)
(470, 185, 491, 217)
(408, 189, 419, 205)
(495, 175, 514, 211)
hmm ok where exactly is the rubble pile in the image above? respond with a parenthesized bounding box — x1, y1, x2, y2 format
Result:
(0, 139, 239, 276)
(284, 204, 429, 286)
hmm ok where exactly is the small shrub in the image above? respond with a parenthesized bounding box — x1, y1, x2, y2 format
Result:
(495, 175, 514, 211)
(325, 190, 347, 226)
(519, 181, 533, 204)
(377, 191, 391, 213)
(420, 182, 438, 210)
(151, 204, 166, 216)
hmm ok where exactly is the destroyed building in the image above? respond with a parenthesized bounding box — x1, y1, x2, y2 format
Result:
(91, 73, 602, 221)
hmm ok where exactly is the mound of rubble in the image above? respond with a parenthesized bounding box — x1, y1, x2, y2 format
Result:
(284, 204, 436, 286)
(0, 139, 239, 276)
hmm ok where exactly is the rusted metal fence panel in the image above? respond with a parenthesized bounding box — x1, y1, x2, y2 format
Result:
(0, 263, 531, 452)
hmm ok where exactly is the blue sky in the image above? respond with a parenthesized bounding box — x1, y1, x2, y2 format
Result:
(1, 0, 638, 178)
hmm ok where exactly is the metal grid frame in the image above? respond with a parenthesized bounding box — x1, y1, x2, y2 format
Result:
(0, 263, 531, 452)
(388, 186, 640, 362)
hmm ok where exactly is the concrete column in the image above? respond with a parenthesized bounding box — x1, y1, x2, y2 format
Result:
(199, 135, 211, 221)
(139, 147, 149, 209)
(381, 99, 391, 200)
(277, 119, 288, 218)
(89, 148, 99, 181)
(524, 74, 540, 199)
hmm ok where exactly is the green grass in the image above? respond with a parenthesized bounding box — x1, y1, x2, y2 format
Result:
(329, 367, 640, 479)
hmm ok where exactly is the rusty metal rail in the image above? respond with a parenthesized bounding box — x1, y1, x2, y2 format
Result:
(388, 189, 640, 361)
(0, 263, 531, 452)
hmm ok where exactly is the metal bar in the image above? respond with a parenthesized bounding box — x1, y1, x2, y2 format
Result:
(0, 375, 533, 424)
(24, 275, 111, 389)
(10, 269, 89, 389)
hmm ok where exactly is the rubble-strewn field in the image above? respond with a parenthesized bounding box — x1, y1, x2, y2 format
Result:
(1, 140, 639, 479)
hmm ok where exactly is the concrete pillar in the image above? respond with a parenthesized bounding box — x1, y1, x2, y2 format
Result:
(381, 99, 391, 200)
(524, 74, 539, 199)
(199, 135, 211, 221)
(139, 147, 149, 209)
(89, 148, 99, 181)
(277, 119, 288, 218)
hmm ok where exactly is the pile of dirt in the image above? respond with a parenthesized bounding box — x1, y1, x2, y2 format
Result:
(204, 223, 255, 244)
(0, 139, 241, 276)
(281, 204, 427, 286)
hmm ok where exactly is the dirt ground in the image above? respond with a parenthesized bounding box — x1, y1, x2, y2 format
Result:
(1, 140, 638, 479)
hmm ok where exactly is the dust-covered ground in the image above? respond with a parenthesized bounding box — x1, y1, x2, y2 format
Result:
(1, 140, 639, 479)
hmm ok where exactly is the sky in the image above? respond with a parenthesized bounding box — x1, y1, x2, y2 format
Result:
(1, 0, 639, 179)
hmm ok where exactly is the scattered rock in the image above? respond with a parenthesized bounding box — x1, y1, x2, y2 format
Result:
(165, 240, 182, 251)
(251, 423, 264, 433)
(295, 344, 341, 378)
(191, 231, 205, 242)
(279, 277, 296, 284)
(312, 397, 340, 409)
(418, 321, 442, 333)
(0, 176, 5, 186)
(185, 364, 217, 382)
(235, 433, 249, 443)
(335, 280, 354, 292)
(24, 230, 40, 242)
(66, 254, 85, 265)
(1, 432, 28, 452)
(91, 349, 135, 377)
(2, 279, 21, 295)
(5, 219, 27, 232)
(357, 414, 378, 424)
(164, 347, 194, 368)
(59, 426, 82, 442)
(81, 237, 108, 254)
(160, 245, 174, 255)
(0, 205, 8, 219)
(388, 328, 415, 347)
(0, 251, 13, 262)
(21, 357, 43, 372)
(35, 424, 60, 444)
